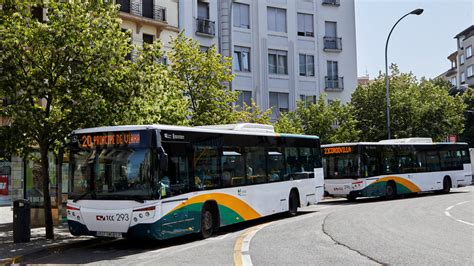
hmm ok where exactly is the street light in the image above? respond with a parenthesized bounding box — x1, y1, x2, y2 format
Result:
(384, 8, 423, 139)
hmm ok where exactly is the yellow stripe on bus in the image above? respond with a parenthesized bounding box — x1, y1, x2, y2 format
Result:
(375, 176, 422, 193)
(166, 193, 262, 220)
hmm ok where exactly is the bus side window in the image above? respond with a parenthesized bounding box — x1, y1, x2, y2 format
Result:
(267, 148, 285, 182)
(221, 147, 245, 187)
(245, 147, 267, 184)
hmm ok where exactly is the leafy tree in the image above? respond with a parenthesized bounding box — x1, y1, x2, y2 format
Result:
(0, 0, 132, 239)
(274, 112, 304, 134)
(118, 42, 189, 125)
(167, 33, 238, 126)
(351, 65, 465, 141)
(236, 99, 272, 124)
(275, 96, 360, 143)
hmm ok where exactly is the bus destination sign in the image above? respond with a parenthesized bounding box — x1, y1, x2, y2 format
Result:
(323, 146, 353, 155)
(78, 131, 143, 149)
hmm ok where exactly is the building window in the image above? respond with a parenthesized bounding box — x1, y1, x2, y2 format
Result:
(450, 77, 457, 86)
(297, 13, 314, 37)
(327, 60, 338, 78)
(299, 54, 315, 76)
(461, 72, 465, 83)
(467, 46, 472, 58)
(300, 95, 316, 107)
(233, 46, 251, 72)
(233, 2, 250, 29)
(236, 90, 252, 108)
(143, 33, 154, 46)
(200, 45, 209, 52)
(460, 54, 465, 65)
(142, 0, 153, 19)
(268, 49, 288, 75)
(196, 1, 214, 36)
(267, 7, 286, 33)
(269, 92, 289, 120)
(117, 0, 131, 13)
(198, 0, 210, 19)
(467, 65, 473, 78)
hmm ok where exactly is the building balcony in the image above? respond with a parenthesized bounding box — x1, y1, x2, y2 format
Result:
(196, 18, 215, 37)
(117, 0, 167, 28)
(322, 0, 340, 6)
(324, 37, 342, 52)
(325, 76, 344, 91)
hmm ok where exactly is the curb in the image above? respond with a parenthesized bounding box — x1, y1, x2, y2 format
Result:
(0, 237, 106, 264)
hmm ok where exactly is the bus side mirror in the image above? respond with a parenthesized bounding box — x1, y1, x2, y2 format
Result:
(159, 153, 168, 172)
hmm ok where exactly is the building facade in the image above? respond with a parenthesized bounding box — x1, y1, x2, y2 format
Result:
(180, 0, 358, 120)
(117, 0, 179, 56)
(439, 25, 474, 90)
(455, 25, 474, 89)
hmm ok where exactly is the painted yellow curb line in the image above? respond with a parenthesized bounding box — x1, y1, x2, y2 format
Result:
(233, 223, 272, 266)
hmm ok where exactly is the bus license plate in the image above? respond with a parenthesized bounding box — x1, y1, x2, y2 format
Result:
(96, 231, 123, 238)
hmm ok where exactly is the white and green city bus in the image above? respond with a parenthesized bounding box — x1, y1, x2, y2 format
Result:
(322, 138, 472, 201)
(67, 124, 324, 240)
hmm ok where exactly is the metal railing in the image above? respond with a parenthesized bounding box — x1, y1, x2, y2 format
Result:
(323, 36, 342, 51)
(153, 5, 166, 22)
(196, 18, 215, 36)
(325, 76, 344, 90)
(122, 1, 166, 23)
(322, 0, 340, 6)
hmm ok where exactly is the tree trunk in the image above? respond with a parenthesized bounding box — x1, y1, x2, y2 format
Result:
(40, 146, 54, 239)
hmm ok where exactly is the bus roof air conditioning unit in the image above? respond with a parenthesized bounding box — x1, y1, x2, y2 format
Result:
(378, 138, 433, 144)
(197, 123, 275, 133)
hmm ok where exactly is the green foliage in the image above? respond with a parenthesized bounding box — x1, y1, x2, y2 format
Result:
(274, 112, 304, 134)
(118, 42, 189, 125)
(0, 0, 132, 154)
(351, 65, 465, 141)
(167, 33, 238, 126)
(236, 99, 272, 124)
(0, 0, 132, 238)
(274, 96, 360, 144)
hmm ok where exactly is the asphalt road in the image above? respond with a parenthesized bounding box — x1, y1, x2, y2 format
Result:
(26, 186, 474, 265)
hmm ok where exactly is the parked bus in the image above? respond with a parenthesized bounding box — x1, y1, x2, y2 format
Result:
(322, 138, 472, 201)
(67, 124, 324, 240)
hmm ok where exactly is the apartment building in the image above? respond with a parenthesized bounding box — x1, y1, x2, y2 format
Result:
(439, 25, 474, 90)
(455, 25, 474, 89)
(117, 0, 179, 57)
(179, 0, 357, 120)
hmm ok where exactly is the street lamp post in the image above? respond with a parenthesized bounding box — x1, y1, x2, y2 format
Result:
(384, 8, 423, 139)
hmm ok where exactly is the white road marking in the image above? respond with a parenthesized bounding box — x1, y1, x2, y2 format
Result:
(234, 222, 273, 266)
(444, 201, 473, 226)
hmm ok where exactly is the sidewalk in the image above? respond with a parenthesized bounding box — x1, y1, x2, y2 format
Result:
(0, 207, 97, 264)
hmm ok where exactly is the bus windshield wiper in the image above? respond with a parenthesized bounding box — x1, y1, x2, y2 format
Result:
(73, 190, 95, 202)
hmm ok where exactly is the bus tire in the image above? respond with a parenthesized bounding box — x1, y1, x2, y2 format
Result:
(199, 203, 216, 239)
(347, 194, 357, 202)
(441, 177, 451, 194)
(385, 181, 396, 200)
(288, 190, 299, 217)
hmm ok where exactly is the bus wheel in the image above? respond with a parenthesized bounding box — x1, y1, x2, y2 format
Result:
(200, 204, 215, 239)
(441, 177, 451, 194)
(288, 190, 299, 217)
(347, 195, 357, 202)
(385, 181, 396, 200)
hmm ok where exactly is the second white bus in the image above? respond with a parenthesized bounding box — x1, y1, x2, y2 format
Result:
(323, 138, 472, 201)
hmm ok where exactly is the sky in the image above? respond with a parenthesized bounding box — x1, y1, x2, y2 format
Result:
(355, 0, 473, 80)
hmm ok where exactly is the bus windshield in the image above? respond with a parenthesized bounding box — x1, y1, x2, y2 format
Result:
(324, 153, 360, 179)
(70, 147, 153, 201)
